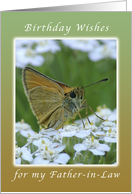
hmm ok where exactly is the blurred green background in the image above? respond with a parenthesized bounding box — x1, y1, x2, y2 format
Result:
(16, 39, 116, 132)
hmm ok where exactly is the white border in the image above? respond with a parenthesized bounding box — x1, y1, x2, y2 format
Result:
(14, 37, 118, 167)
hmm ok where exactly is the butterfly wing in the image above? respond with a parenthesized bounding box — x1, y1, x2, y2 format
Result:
(22, 67, 71, 128)
(42, 106, 63, 129)
(22, 67, 71, 95)
(27, 86, 63, 127)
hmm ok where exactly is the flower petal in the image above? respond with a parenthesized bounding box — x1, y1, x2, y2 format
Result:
(73, 143, 87, 152)
(54, 153, 70, 164)
(97, 144, 110, 152)
(33, 156, 49, 164)
(21, 147, 33, 162)
(15, 158, 21, 165)
(75, 132, 89, 138)
(54, 145, 66, 153)
(89, 149, 105, 155)
(104, 137, 117, 143)
(60, 131, 76, 137)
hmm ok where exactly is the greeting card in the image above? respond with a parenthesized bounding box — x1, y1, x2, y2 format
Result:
(1, 10, 131, 192)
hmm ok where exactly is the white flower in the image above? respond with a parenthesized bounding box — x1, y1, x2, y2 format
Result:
(95, 106, 117, 122)
(15, 147, 21, 158)
(100, 121, 116, 128)
(74, 136, 110, 155)
(40, 128, 58, 137)
(59, 130, 77, 137)
(32, 137, 52, 148)
(73, 122, 97, 139)
(104, 128, 117, 143)
(78, 121, 98, 132)
(85, 122, 98, 131)
(16, 60, 24, 68)
(16, 47, 44, 68)
(103, 126, 116, 131)
(83, 136, 100, 149)
(33, 156, 50, 164)
(15, 39, 35, 48)
(53, 153, 70, 164)
(15, 120, 35, 137)
(15, 157, 21, 165)
(35, 40, 61, 53)
(73, 151, 83, 160)
(75, 130, 90, 139)
(61, 39, 99, 52)
(91, 131, 105, 137)
(58, 122, 98, 138)
(96, 105, 112, 119)
(107, 109, 117, 121)
(88, 40, 116, 61)
(52, 132, 63, 143)
(59, 124, 80, 132)
(58, 123, 91, 138)
(27, 133, 44, 143)
(33, 140, 70, 164)
(15, 146, 33, 164)
(100, 40, 116, 48)
(76, 115, 97, 128)
(58, 125, 80, 137)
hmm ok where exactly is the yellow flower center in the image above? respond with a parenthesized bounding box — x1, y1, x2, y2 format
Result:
(108, 128, 112, 133)
(103, 104, 107, 108)
(28, 133, 31, 137)
(97, 106, 102, 112)
(45, 146, 48, 151)
(49, 150, 53, 155)
(41, 139, 45, 144)
(91, 136, 94, 142)
(20, 119, 24, 124)
(39, 125, 43, 131)
(91, 121, 94, 125)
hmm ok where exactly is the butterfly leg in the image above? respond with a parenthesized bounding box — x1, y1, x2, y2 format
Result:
(80, 100, 91, 124)
(77, 111, 85, 128)
(81, 99, 87, 106)
(88, 105, 106, 121)
(61, 107, 65, 129)
(81, 104, 106, 122)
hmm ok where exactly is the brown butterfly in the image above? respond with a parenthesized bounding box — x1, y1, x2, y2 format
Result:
(22, 67, 108, 130)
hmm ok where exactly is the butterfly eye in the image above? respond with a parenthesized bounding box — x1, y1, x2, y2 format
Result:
(70, 92, 76, 98)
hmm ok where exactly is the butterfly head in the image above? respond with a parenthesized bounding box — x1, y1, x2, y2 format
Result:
(65, 87, 84, 101)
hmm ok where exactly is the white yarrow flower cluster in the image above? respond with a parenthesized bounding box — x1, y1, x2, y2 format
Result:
(16, 47, 45, 68)
(61, 39, 116, 62)
(35, 40, 61, 53)
(61, 39, 99, 52)
(15, 107, 117, 165)
(15, 119, 35, 137)
(15, 146, 33, 164)
(88, 42, 116, 61)
(74, 136, 110, 156)
(33, 140, 69, 165)
(104, 128, 117, 143)
(15, 39, 61, 68)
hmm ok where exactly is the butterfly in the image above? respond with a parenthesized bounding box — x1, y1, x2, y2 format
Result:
(22, 67, 108, 130)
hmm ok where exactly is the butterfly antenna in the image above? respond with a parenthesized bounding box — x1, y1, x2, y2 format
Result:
(83, 78, 108, 89)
